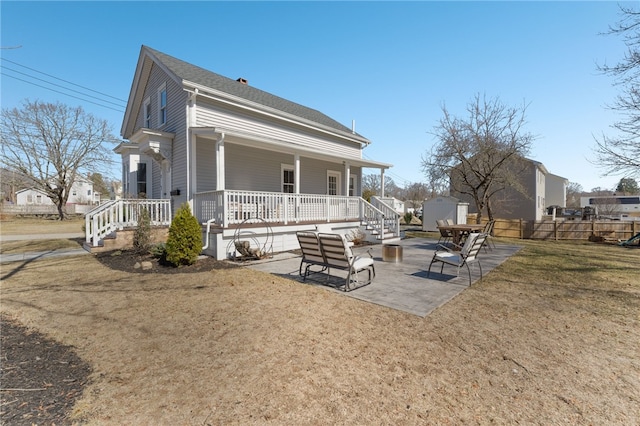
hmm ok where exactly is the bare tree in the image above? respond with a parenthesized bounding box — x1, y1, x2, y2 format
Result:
(594, 5, 640, 179)
(362, 174, 400, 198)
(566, 181, 583, 208)
(402, 182, 430, 209)
(422, 94, 535, 223)
(1, 100, 116, 219)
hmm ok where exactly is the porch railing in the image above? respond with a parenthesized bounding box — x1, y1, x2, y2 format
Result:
(85, 199, 172, 247)
(193, 190, 360, 226)
(192, 190, 399, 238)
(369, 196, 401, 239)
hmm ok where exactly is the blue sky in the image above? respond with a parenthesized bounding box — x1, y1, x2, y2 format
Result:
(0, 1, 632, 192)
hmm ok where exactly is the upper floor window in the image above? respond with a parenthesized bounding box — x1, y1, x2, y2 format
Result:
(158, 84, 167, 126)
(144, 97, 151, 128)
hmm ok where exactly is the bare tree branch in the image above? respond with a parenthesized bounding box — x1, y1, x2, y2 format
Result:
(1, 100, 117, 219)
(422, 94, 535, 223)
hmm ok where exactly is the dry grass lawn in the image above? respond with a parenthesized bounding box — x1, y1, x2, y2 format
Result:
(0, 216, 85, 235)
(1, 232, 639, 424)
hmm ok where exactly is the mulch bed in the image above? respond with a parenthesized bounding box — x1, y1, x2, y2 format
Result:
(95, 249, 240, 274)
(1, 315, 92, 425)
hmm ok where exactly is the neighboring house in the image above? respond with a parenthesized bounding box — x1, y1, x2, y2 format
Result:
(580, 195, 640, 218)
(102, 45, 397, 259)
(546, 173, 568, 209)
(16, 176, 99, 206)
(16, 188, 54, 205)
(374, 196, 405, 215)
(452, 158, 567, 221)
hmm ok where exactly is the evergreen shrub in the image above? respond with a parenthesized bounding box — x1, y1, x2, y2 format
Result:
(133, 207, 151, 254)
(165, 203, 202, 266)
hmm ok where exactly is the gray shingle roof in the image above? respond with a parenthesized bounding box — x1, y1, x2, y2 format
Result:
(145, 46, 359, 137)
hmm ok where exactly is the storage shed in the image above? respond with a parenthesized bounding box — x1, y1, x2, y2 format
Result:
(421, 197, 469, 231)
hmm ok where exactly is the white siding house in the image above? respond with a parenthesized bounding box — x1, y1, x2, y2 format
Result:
(16, 177, 99, 206)
(102, 45, 399, 259)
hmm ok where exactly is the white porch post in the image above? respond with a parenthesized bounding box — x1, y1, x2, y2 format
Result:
(186, 90, 197, 207)
(380, 169, 385, 198)
(294, 154, 300, 194)
(216, 133, 226, 190)
(344, 162, 350, 196)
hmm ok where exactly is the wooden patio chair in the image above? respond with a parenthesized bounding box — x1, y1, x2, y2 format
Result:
(296, 231, 327, 280)
(317, 232, 375, 291)
(427, 232, 487, 285)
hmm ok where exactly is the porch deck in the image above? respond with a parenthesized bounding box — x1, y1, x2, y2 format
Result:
(246, 236, 522, 317)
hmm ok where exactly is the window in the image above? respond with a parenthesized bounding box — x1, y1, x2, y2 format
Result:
(282, 165, 294, 193)
(144, 97, 151, 128)
(137, 162, 147, 196)
(27, 194, 33, 203)
(327, 171, 341, 196)
(35, 194, 42, 204)
(349, 175, 357, 196)
(158, 84, 167, 126)
(87, 189, 92, 196)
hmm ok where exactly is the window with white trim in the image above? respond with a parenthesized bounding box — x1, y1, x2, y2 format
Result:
(349, 175, 357, 196)
(144, 97, 151, 128)
(282, 164, 294, 193)
(158, 84, 167, 126)
(327, 171, 341, 196)
(137, 162, 147, 197)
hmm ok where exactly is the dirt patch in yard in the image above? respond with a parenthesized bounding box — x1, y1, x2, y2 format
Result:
(1, 240, 639, 424)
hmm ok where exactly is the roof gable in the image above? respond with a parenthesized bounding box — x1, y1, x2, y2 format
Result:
(123, 46, 366, 142)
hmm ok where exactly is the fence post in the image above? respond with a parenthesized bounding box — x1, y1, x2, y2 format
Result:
(519, 219, 523, 239)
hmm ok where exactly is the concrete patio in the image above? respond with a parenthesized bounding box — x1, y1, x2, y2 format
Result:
(247, 236, 522, 317)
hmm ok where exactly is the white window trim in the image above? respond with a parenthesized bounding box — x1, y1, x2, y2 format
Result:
(157, 83, 167, 127)
(281, 164, 294, 193)
(349, 174, 358, 196)
(143, 97, 151, 128)
(136, 160, 150, 197)
(327, 170, 341, 196)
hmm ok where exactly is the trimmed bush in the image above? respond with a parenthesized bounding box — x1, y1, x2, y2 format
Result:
(133, 207, 152, 254)
(165, 203, 202, 266)
(403, 212, 414, 225)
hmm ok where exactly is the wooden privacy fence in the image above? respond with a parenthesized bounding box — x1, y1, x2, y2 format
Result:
(489, 218, 639, 241)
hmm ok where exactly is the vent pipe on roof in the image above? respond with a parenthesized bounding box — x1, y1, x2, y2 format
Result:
(352, 120, 356, 134)
(236, 78, 248, 85)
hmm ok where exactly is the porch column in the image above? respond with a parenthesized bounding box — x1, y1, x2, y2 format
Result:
(294, 154, 300, 194)
(216, 133, 225, 191)
(344, 162, 350, 196)
(380, 169, 385, 198)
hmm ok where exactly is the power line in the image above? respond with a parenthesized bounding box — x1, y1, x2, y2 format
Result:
(1, 73, 125, 113)
(1, 57, 127, 103)
(361, 152, 420, 186)
(1, 65, 126, 108)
